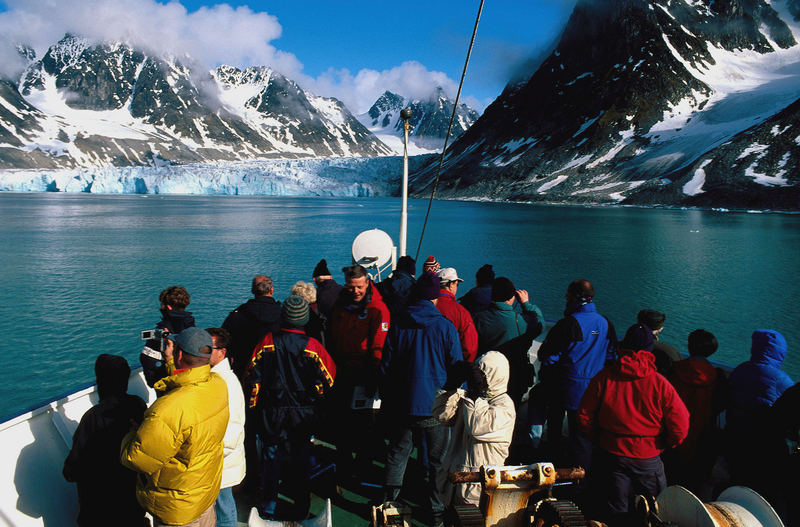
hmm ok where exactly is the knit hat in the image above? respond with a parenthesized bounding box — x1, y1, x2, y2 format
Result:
(413, 271, 441, 300)
(621, 323, 655, 352)
(313, 259, 332, 277)
(396, 255, 416, 275)
(491, 277, 516, 302)
(168, 327, 213, 358)
(476, 264, 495, 286)
(282, 295, 310, 327)
(423, 255, 440, 274)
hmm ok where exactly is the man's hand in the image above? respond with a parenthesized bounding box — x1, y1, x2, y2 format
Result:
(516, 290, 529, 304)
(163, 337, 174, 362)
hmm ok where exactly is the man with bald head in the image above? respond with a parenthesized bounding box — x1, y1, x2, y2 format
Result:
(222, 275, 282, 378)
(538, 279, 617, 470)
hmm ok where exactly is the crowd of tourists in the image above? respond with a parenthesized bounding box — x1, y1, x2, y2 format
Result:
(61, 256, 797, 527)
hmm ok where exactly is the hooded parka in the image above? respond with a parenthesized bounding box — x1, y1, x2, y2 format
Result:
(433, 351, 516, 506)
(577, 350, 689, 458)
(120, 365, 228, 525)
(728, 329, 793, 427)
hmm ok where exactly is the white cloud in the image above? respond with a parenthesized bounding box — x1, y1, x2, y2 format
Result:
(0, 0, 475, 114)
(302, 61, 475, 115)
(0, 0, 303, 79)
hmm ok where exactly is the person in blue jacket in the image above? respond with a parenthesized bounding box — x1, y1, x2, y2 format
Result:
(537, 279, 617, 470)
(725, 329, 793, 492)
(379, 271, 462, 526)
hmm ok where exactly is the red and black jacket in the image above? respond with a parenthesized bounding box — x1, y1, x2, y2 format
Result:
(245, 329, 336, 440)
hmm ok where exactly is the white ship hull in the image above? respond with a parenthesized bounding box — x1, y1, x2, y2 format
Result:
(0, 369, 156, 526)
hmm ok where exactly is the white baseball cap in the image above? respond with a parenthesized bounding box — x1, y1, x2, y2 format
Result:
(437, 267, 463, 283)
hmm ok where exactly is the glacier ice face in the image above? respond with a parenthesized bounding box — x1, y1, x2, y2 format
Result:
(0, 156, 435, 197)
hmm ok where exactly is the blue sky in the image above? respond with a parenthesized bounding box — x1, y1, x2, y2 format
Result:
(0, 0, 578, 112)
(183, 0, 577, 110)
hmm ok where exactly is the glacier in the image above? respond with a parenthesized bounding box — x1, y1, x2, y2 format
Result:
(0, 156, 433, 196)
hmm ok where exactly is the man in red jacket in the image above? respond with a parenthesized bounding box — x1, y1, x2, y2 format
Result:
(327, 264, 391, 482)
(436, 267, 478, 362)
(667, 329, 726, 499)
(577, 323, 689, 522)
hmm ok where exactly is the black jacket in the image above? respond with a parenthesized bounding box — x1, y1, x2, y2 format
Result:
(63, 394, 147, 527)
(223, 296, 282, 377)
(141, 309, 195, 387)
(459, 285, 493, 317)
(315, 278, 344, 319)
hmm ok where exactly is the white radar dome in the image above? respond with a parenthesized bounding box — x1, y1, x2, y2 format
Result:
(352, 229, 394, 269)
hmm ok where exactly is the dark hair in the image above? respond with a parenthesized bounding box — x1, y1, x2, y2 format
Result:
(160, 285, 190, 309)
(251, 275, 273, 296)
(567, 279, 594, 301)
(637, 309, 666, 331)
(206, 327, 231, 349)
(688, 329, 718, 357)
(476, 264, 495, 286)
(342, 265, 368, 281)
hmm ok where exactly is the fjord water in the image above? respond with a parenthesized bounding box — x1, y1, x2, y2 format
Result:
(1, 193, 798, 418)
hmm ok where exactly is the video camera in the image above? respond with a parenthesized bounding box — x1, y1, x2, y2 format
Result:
(140, 328, 168, 352)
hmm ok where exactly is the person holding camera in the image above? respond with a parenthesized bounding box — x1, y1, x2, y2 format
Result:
(472, 276, 543, 406)
(433, 353, 515, 507)
(122, 327, 228, 527)
(140, 285, 195, 388)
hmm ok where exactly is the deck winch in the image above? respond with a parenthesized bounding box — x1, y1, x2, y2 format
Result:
(447, 462, 588, 527)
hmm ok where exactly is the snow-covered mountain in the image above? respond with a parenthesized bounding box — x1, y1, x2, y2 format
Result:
(0, 35, 392, 169)
(411, 0, 800, 210)
(357, 88, 479, 154)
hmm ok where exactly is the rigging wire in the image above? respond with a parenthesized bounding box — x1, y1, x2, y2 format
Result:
(415, 0, 485, 262)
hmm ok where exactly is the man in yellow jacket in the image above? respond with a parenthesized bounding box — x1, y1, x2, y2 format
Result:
(121, 327, 229, 527)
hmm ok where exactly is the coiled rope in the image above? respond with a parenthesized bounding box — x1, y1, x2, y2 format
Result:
(414, 0, 485, 261)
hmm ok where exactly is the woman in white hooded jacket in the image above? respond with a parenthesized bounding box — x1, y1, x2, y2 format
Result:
(433, 351, 516, 506)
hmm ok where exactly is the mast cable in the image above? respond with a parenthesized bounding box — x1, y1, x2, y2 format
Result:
(415, 0, 485, 261)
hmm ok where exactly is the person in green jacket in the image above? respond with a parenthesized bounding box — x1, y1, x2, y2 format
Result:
(473, 276, 543, 406)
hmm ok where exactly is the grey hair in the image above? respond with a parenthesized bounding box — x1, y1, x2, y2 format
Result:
(291, 280, 317, 304)
(251, 275, 273, 296)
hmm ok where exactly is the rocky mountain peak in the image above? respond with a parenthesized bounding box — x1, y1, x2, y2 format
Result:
(0, 35, 393, 169)
(368, 91, 405, 121)
(358, 88, 479, 153)
(409, 0, 800, 210)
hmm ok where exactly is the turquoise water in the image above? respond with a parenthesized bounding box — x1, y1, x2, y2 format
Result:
(1, 193, 798, 418)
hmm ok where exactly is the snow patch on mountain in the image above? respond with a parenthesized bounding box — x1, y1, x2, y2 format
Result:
(683, 159, 710, 196)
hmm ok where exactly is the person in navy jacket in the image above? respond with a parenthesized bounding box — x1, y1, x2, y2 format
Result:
(379, 272, 462, 526)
